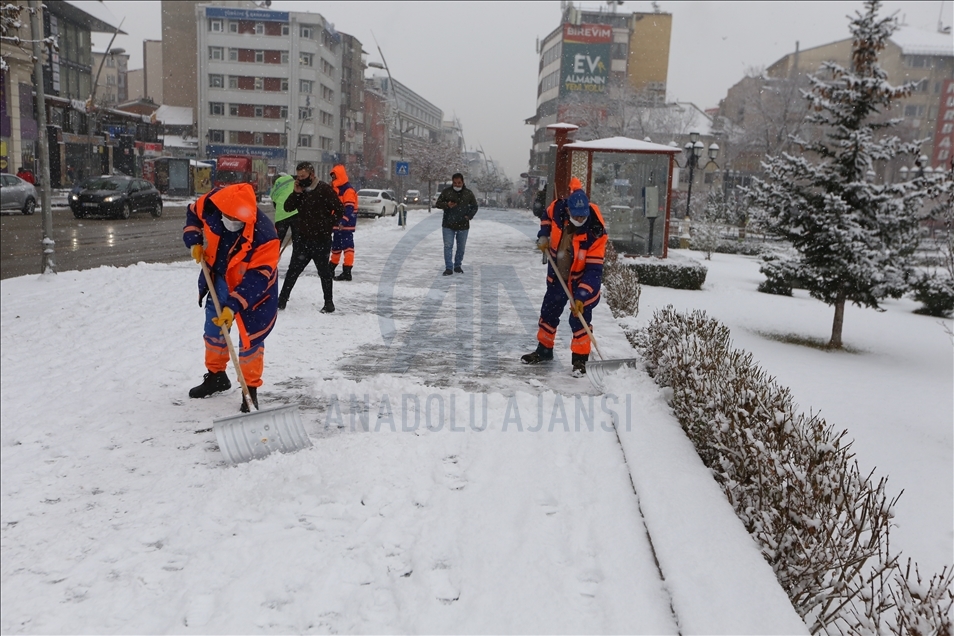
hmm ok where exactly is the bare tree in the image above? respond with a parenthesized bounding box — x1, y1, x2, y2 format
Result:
(559, 84, 701, 142)
(403, 138, 464, 211)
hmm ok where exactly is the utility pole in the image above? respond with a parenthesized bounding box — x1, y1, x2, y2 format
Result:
(30, 0, 54, 274)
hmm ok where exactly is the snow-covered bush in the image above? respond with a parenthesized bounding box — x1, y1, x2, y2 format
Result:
(632, 306, 953, 634)
(911, 273, 954, 318)
(618, 257, 707, 290)
(758, 254, 800, 296)
(602, 241, 641, 318)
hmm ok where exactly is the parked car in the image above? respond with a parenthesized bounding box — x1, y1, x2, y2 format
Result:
(0, 173, 37, 215)
(404, 189, 421, 205)
(357, 189, 398, 217)
(69, 176, 163, 219)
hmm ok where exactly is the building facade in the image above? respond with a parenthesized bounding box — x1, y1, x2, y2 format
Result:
(527, 5, 672, 177)
(195, 4, 347, 176)
(364, 74, 442, 188)
(91, 49, 129, 107)
(142, 39, 163, 104)
(724, 25, 954, 177)
(337, 32, 365, 179)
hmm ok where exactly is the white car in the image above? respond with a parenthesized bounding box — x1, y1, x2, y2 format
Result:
(357, 189, 398, 217)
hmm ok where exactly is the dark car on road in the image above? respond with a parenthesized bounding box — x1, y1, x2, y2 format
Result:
(0, 173, 38, 215)
(70, 176, 163, 219)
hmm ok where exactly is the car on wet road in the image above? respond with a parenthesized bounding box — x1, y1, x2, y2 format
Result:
(69, 176, 163, 219)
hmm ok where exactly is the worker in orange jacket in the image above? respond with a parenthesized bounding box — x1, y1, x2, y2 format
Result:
(522, 178, 607, 376)
(329, 164, 358, 281)
(183, 183, 280, 411)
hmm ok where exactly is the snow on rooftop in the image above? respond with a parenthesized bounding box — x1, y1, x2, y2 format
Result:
(162, 135, 199, 149)
(155, 105, 194, 127)
(565, 136, 682, 153)
(890, 25, 954, 57)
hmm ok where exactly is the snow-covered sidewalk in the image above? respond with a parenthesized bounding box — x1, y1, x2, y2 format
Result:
(1, 208, 805, 633)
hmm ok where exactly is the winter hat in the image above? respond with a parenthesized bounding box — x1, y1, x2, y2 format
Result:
(567, 189, 590, 217)
(569, 177, 583, 191)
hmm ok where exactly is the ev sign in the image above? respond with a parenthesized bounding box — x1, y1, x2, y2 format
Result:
(395, 161, 409, 176)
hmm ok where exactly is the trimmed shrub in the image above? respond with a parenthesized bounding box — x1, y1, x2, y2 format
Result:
(630, 307, 954, 634)
(619, 257, 707, 290)
(602, 242, 641, 318)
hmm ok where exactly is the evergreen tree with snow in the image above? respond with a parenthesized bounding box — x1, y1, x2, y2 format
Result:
(748, 0, 930, 348)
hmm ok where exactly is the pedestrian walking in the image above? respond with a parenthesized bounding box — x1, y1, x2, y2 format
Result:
(183, 183, 280, 411)
(328, 164, 358, 281)
(277, 162, 344, 313)
(521, 180, 607, 376)
(16, 166, 35, 184)
(270, 172, 297, 245)
(434, 172, 478, 276)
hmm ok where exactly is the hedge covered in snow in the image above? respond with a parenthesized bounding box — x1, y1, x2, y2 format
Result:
(628, 306, 953, 634)
(617, 255, 707, 290)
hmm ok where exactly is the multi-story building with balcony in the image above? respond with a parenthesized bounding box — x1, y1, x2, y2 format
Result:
(526, 5, 672, 177)
(195, 4, 349, 175)
(92, 50, 129, 107)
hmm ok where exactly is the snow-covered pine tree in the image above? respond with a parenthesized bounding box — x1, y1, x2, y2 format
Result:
(748, 0, 931, 348)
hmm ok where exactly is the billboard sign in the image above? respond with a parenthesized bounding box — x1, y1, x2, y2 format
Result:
(560, 23, 613, 97)
(931, 79, 954, 168)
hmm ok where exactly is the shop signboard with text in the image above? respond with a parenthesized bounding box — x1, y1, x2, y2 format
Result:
(560, 23, 612, 97)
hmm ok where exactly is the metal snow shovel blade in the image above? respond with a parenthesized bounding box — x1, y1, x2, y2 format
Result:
(545, 251, 642, 392)
(200, 260, 311, 464)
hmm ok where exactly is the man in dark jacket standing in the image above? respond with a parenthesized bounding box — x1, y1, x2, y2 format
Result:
(434, 172, 478, 276)
(278, 161, 344, 313)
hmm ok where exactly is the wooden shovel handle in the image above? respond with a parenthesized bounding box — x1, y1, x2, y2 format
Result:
(200, 259, 256, 411)
(544, 250, 604, 361)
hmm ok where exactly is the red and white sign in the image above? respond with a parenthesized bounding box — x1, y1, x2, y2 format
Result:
(217, 156, 249, 170)
(563, 23, 613, 44)
(931, 79, 954, 169)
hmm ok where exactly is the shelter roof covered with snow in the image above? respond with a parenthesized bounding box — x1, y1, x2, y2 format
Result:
(565, 137, 682, 153)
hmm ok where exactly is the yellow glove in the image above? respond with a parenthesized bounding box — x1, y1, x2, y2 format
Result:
(572, 300, 584, 316)
(537, 237, 549, 252)
(212, 307, 234, 330)
(191, 244, 204, 263)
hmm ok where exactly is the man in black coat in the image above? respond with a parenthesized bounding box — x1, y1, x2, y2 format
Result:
(434, 172, 479, 276)
(278, 161, 344, 313)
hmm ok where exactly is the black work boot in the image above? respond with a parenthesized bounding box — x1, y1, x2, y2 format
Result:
(278, 295, 288, 310)
(335, 266, 352, 281)
(239, 386, 259, 413)
(572, 353, 589, 377)
(189, 371, 231, 398)
(521, 343, 554, 364)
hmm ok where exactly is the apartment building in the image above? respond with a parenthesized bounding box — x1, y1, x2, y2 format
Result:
(526, 5, 672, 176)
(91, 50, 129, 107)
(365, 74, 442, 184)
(722, 24, 954, 177)
(195, 5, 346, 175)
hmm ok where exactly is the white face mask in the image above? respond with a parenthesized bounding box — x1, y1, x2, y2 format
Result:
(453, 186, 462, 192)
(569, 216, 587, 227)
(222, 216, 245, 232)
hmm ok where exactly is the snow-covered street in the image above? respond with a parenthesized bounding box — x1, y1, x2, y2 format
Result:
(2, 206, 948, 633)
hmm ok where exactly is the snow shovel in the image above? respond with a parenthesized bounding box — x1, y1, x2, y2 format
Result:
(545, 251, 641, 391)
(200, 260, 311, 464)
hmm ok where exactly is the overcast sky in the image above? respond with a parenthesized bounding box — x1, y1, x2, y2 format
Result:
(93, 1, 950, 180)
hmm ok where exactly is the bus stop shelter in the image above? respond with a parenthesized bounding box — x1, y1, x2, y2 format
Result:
(547, 123, 681, 258)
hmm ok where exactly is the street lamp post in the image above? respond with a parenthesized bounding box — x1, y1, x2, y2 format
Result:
(681, 131, 719, 219)
(29, 0, 54, 274)
(86, 44, 125, 179)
